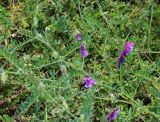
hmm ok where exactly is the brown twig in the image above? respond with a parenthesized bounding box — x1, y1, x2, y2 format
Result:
(0, 87, 26, 107)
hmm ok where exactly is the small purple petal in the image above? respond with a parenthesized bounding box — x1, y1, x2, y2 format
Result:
(83, 75, 96, 88)
(117, 42, 134, 68)
(107, 108, 120, 122)
(76, 33, 81, 41)
(122, 42, 134, 56)
(80, 44, 89, 58)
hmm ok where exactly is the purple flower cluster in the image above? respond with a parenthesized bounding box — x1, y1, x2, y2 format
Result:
(80, 44, 89, 58)
(83, 75, 96, 88)
(75, 29, 81, 41)
(117, 42, 134, 68)
(74, 31, 135, 121)
(75, 31, 89, 58)
(75, 30, 95, 88)
(76, 33, 81, 41)
(107, 108, 120, 122)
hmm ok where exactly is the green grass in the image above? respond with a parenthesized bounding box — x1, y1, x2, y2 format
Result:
(0, 0, 160, 121)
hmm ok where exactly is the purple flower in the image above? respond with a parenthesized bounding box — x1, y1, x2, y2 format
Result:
(107, 108, 120, 122)
(80, 44, 88, 58)
(122, 42, 134, 56)
(74, 29, 81, 41)
(117, 54, 125, 69)
(83, 75, 96, 88)
(117, 42, 134, 68)
(76, 33, 81, 41)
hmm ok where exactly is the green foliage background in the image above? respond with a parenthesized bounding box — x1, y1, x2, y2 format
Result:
(0, 0, 160, 121)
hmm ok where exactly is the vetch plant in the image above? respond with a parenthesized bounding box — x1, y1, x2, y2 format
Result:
(80, 43, 89, 58)
(83, 75, 96, 88)
(76, 33, 81, 41)
(117, 42, 134, 68)
(74, 29, 81, 41)
(1, 1, 159, 121)
(107, 108, 120, 122)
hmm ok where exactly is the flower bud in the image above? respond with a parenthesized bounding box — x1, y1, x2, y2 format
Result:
(51, 51, 58, 59)
(74, 29, 81, 41)
(60, 65, 67, 75)
(23, 54, 31, 61)
(1, 71, 8, 84)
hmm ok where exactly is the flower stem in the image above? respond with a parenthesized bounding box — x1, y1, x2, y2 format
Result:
(82, 58, 85, 71)
(119, 66, 123, 81)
